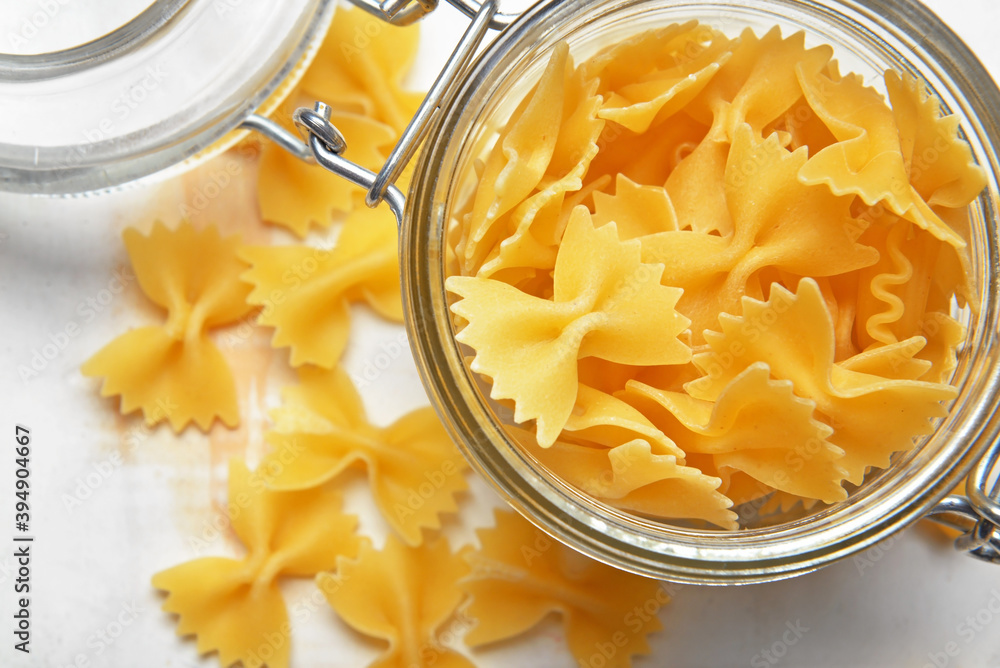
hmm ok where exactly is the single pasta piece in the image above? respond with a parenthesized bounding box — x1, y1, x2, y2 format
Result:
(258, 365, 468, 546)
(589, 22, 733, 134)
(641, 123, 879, 342)
(240, 202, 402, 369)
(797, 67, 976, 252)
(319, 536, 473, 668)
(462, 510, 665, 668)
(520, 435, 737, 528)
(621, 363, 848, 504)
(560, 383, 685, 456)
(459, 43, 571, 275)
(298, 4, 424, 134)
(82, 221, 254, 432)
(257, 108, 396, 237)
(476, 59, 607, 283)
(591, 174, 679, 239)
(448, 208, 691, 447)
(691, 27, 833, 142)
(257, 4, 422, 236)
(687, 279, 958, 484)
(152, 460, 360, 668)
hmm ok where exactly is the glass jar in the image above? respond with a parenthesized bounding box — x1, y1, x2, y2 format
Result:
(393, 0, 1000, 584)
(0, 0, 333, 193)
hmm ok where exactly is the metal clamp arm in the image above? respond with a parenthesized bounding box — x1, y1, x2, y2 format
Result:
(240, 0, 508, 225)
(925, 438, 1000, 565)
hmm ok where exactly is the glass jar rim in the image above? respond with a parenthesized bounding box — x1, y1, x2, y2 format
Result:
(0, 0, 333, 195)
(402, 0, 1000, 583)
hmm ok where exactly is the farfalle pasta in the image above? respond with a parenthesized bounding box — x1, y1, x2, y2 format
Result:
(462, 510, 665, 668)
(259, 365, 468, 545)
(83, 221, 254, 431)
(153, 460, 360, 668)
(446, 24, 984, 526)
(240, 202, 402, 368)
(687, 280, 957, 485)
(320, 536, 472, 668)
(449, 207, 690, 447)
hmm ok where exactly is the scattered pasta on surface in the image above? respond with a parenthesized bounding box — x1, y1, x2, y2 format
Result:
(462, 510, 665, 668)
(82, 221, 254, 432)
(260, 365, 469, 546)
(320, 536, 473, 668)
(240, 202, 402, 369)
(152, 460, 361, 668)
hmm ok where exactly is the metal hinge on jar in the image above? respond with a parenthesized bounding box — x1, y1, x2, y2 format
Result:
(239, 0, 1000, 568)
(238, 0, 517, 224)
(927, 441, 1000, 564)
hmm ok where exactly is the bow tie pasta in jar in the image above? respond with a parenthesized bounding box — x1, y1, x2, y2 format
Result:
(398, 0, 1000, 583)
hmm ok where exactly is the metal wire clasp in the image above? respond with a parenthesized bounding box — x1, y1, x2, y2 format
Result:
(239, 0, 515, 227)
(926, 439, 1000, 564)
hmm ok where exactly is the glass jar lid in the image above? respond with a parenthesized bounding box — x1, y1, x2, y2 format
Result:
(0, 0, 333, 194)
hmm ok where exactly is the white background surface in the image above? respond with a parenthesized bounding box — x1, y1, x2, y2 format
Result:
(3, 1, 1000, 667)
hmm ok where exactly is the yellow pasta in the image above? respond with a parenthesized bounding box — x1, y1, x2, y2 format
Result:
(319, 536, 472, 668)
(687, 279, 958, 484)
(459, 43, 571, 275)
(463, 510, 665, 668)
(886, 71, 987, 213)
(587, 23, 733, 134)
(257, 5, 422, 236)
(152, 460, 360, 668)
(797, 68, 970, 252)
(642, 124, 879, 341)
(446, 24, 982, 525)
(591, 174, 679, 238)
(523, 436, 737, 528)
(477, 64, 606, 282)
(622, 363, 848, 503)
(259, 365, 468, 546)
(299, 5, 424, 133)
(240, 202, 402, 369)
(257, 108, 396, 237)
(82, 222, 253, 432)
(561, 384, 684, 457)
(448, 208, 691, 446)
